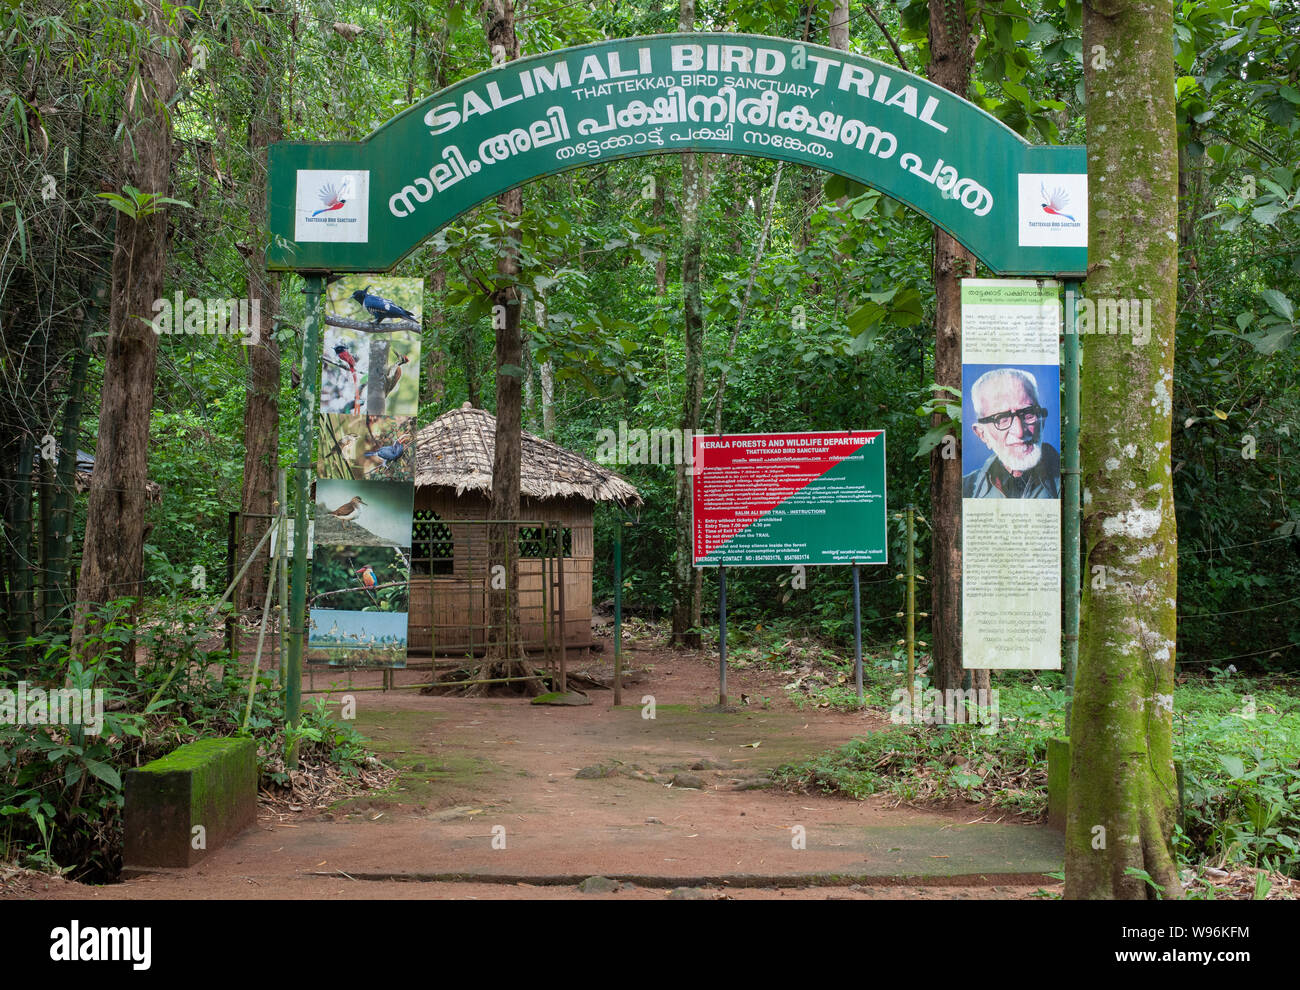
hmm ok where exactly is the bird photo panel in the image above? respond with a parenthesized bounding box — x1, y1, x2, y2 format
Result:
(318, 413, 415, 481)
(315, 478, 413, 547)
(312, 275, 421, 669)
(310, 543, 410, 613)
(322, 275, 422, 418)
(307, 609, 407, 668)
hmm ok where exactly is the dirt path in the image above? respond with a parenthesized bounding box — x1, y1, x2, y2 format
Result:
(10, 639, 1063, 900)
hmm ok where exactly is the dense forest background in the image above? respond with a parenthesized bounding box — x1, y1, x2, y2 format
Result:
(1, 0, 1296, 672)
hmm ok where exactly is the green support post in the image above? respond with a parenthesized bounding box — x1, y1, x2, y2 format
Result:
(905, 504, 916, 712)
(1062, 280, 1082, 726)
(613, 514, 623, 708)
(286, 273, 325, 769)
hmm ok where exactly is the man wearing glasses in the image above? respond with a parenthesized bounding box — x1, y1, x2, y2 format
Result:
(962, 368, 1060, 499)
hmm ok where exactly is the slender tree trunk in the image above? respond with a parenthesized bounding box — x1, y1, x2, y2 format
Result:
(71, 0, 179, 656)
(480, 0, 539, 691)
(535, 296, 556, 439)
(43, 300, 99, 635)
(926, 0, 986, 696)
(1066, 0, 1181, 900)
(653, 172, 668, 296)
(238, 15, 283, 609)
(424, 262, 448, 410)
(671, 0, 708, 649)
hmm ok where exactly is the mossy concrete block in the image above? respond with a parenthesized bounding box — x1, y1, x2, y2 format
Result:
(1047, 737, 1070, 832)
(1046, 737, 1184, 834)
(124, 737, 257, 869)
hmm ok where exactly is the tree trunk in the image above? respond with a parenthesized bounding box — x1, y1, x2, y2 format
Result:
(926, 0, 986, 696)
(424, 261, 448, 410)
(479, 0, 540, 692)
(238, 20, 283, 609)
(1065, 0, 1181, 901)
(653, 172, 667, 296)
(43, 299, 100, 635)
(671, 0, 707, 649)
(71, 0, 179, 656)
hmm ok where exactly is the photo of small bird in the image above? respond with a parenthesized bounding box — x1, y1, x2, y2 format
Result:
(355, 564, 379, 605)
(385, 352, 410, 396)
(333, 342, 358, 372)
(351, 286, 418, 326)
(327, 495, 366, 522)
(363, 432, 411, 468)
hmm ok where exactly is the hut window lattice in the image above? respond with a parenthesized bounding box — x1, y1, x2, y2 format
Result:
(411, 510, 453, 576)
(518, 525, 572, 559)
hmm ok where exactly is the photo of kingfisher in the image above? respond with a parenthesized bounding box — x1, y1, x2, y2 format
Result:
(351, 286, 418, 326)
(310, 545, 408, 614)
(1040, 183, 1077, 222)
(354, 564, 379, 605)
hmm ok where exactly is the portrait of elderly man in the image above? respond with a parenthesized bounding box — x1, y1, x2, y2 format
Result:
(963, 367, 1060, 499)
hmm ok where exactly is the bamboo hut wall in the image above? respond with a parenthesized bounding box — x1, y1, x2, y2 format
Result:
(409, 487, 596, 654)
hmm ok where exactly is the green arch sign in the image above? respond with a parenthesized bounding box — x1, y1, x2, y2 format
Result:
(268, 33, 1086, 276)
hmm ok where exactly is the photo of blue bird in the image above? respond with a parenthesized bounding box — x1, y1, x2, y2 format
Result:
(351, 286, 418, 326)
(362, 432, 411, 477)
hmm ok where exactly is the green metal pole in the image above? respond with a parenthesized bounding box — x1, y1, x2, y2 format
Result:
(277, 467, 289, 688)
(1062, 280, 1082, 728)
(613, 515, 623, 708)
(905, 504, 916, 712)
(286, 273, 324, 769)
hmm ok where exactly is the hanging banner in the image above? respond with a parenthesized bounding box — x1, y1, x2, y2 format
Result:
(960, 279, 1061, 669)
(308, 275, 421, 667)
(692, 430, 887, 567)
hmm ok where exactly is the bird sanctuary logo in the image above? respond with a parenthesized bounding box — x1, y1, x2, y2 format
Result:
(295, 169, 369, 243)
(49, 921, 151, 970)
(1016, 172, 1087, 247)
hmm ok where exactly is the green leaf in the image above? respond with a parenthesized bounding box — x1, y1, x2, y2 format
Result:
(1218, 754, 1245, 780)
(83, 759, 122, 790)
(914, 423, 953, 460)
(1259, 290, 1294, 322)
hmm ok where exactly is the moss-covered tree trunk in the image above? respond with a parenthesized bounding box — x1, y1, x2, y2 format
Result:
(1065, 0, 1181, 900)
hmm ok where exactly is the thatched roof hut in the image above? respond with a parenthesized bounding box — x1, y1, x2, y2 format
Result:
(408, 403, 639, 655)
(413, 402, 641, 506)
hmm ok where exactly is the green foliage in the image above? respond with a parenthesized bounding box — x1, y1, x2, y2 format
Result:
(0, 599, 372, 880)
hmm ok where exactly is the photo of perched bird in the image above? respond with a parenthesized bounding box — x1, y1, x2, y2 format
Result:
(385, 352, 410, 396)
(363, 438, 406, 470)
(333, 342, 358, 372)
(327, 495, 366, 522)
(355, 564, 379, 606)
(351, 286, 418, 326)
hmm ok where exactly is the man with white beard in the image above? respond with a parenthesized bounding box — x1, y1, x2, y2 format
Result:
(962, 368, 1060, 499)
